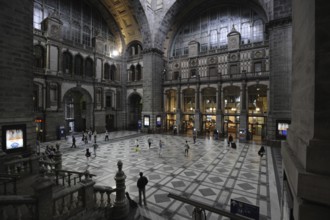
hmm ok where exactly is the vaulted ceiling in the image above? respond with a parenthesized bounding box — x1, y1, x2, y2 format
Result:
(87, 0, 271, 54)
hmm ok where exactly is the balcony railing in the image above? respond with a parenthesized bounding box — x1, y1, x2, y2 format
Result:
(164, 71, 269, 86)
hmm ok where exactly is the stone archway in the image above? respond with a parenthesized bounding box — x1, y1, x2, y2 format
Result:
(63, 87, 93, 133)
(127, 93, 142, 130)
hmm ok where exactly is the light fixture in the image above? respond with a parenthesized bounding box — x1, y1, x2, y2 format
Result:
(112, 50, 119, 57)
(256, 107, 260, 112)
(231, 107, 236, 111)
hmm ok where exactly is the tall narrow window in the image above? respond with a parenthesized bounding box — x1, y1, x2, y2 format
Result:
(82, 26, 91, 46)
(34, 45, 45, 68)
(241, 23, 251, 44)
(136, 64, 142, 81)
(110, 64, 117, 81)
(72, 21, 81, 44)
(85, 58, 93, 78)
(220, 28, 228, 45)
(33, 3, 42, 29)
(62, 52, 72, 74)
(253, 20, 263, 42)
(104, 63, 110, 80)
(210, 30, 218, 49)
(74, 55, 83, 76)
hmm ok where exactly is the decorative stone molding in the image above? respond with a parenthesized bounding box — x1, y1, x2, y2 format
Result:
(266, 16, 292, 30)
(142, 47, 164, 55)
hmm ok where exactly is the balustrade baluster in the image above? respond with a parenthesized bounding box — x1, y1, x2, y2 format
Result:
(62, 174, 65, 186)
(55, 171, 59, 185)
(94, 191, 98, 207)
(100, 191, 105, 208)
(106, 191, 111, 207)
(15, 205, 22, 220)
(79, 174, 82, 182)
(62, 195, 69, 214)
(54, 200, 60, 216)
(74, 176, 77, 185)
(7, 166, 11, 175)
(67, 173, 71, 186)
(4, 182, 7, 195)
(0, 207, 9, 220)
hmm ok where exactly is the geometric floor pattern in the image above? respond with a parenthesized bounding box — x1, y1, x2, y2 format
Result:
(40, 131, 280, 220)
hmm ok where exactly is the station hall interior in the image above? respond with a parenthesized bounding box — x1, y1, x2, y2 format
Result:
(0, 0, 329, 219)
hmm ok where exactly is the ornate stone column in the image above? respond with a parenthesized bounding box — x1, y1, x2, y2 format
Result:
(176, 84, 182, 133)
(112, 160, 129, 219)
(216, 83, 224, 136)
(239, 81, 248, 142)
(142, 48, 164, 132)
(194, 81, 202, 133)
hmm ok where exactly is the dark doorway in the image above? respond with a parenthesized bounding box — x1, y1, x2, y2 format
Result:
(128, 93, 142, 130)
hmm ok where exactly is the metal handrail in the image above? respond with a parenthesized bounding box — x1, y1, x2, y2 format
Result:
(168, 193, 252, 220)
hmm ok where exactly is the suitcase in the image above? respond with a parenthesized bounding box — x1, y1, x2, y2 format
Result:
(231, 142, 237, 149)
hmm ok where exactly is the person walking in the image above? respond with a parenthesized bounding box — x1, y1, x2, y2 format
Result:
(258, 145, 265, 157)
(71, 135, 77, 148)
(147, 138, 152, 149)
(137, 172, 148, 206)
(85, 149, 91, 165)
(88, 129, 92, 141)
(184, 140, 190, 156)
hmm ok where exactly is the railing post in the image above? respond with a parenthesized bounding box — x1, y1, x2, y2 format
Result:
(31, 169, 54, 220)
(80, 174, 96, 211)
(192, 207, 206, 220)
(111, 160, 129, 219)
(53, 146, 62, 171)
(30, 154, 40, 175)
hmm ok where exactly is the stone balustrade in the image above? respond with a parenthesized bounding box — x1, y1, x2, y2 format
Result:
(93, 185, 117, 208)
(0, 195, 37, 220)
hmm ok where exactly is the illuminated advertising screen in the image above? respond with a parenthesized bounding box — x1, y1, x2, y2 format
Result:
(156, 116, 161, 127)
(276, 120, 290, 140)
(144, 116, 150, 127)
(2, 124, 26, 153)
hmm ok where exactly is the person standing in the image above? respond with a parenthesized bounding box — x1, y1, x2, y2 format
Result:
(228, 134, 233, 147)
(159, 140, 163, 157)
(71, 135, 77, 148)
(137, 172, 148, 206)
(93, 143, 98, 157)
(147, 138, 152, 149)
(93, 130, 97, 143)
(184, 140, 190, 156)
(88, 129, 92, 141)
(193, 128, 197, 144)
(105, 130, 109, 141)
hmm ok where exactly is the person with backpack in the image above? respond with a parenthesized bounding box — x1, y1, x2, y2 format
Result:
(137, 172, 148, 205)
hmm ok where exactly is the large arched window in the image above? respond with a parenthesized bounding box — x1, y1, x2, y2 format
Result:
(34, 45, 45, 69)
(62, 51, 73, 74)
(170, 6, 265, 56)
(74, 55, 83, 76)
(85, 57, 93, 78)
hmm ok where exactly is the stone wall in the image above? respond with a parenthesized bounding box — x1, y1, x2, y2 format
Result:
(0, 0, 35, 150)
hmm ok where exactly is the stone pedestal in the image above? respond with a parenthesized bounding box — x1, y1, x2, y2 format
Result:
(32, 176, 54, 220)
(112, 160, 129, 220)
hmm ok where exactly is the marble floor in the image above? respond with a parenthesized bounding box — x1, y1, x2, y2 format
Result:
(40, 131, 281, 220)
